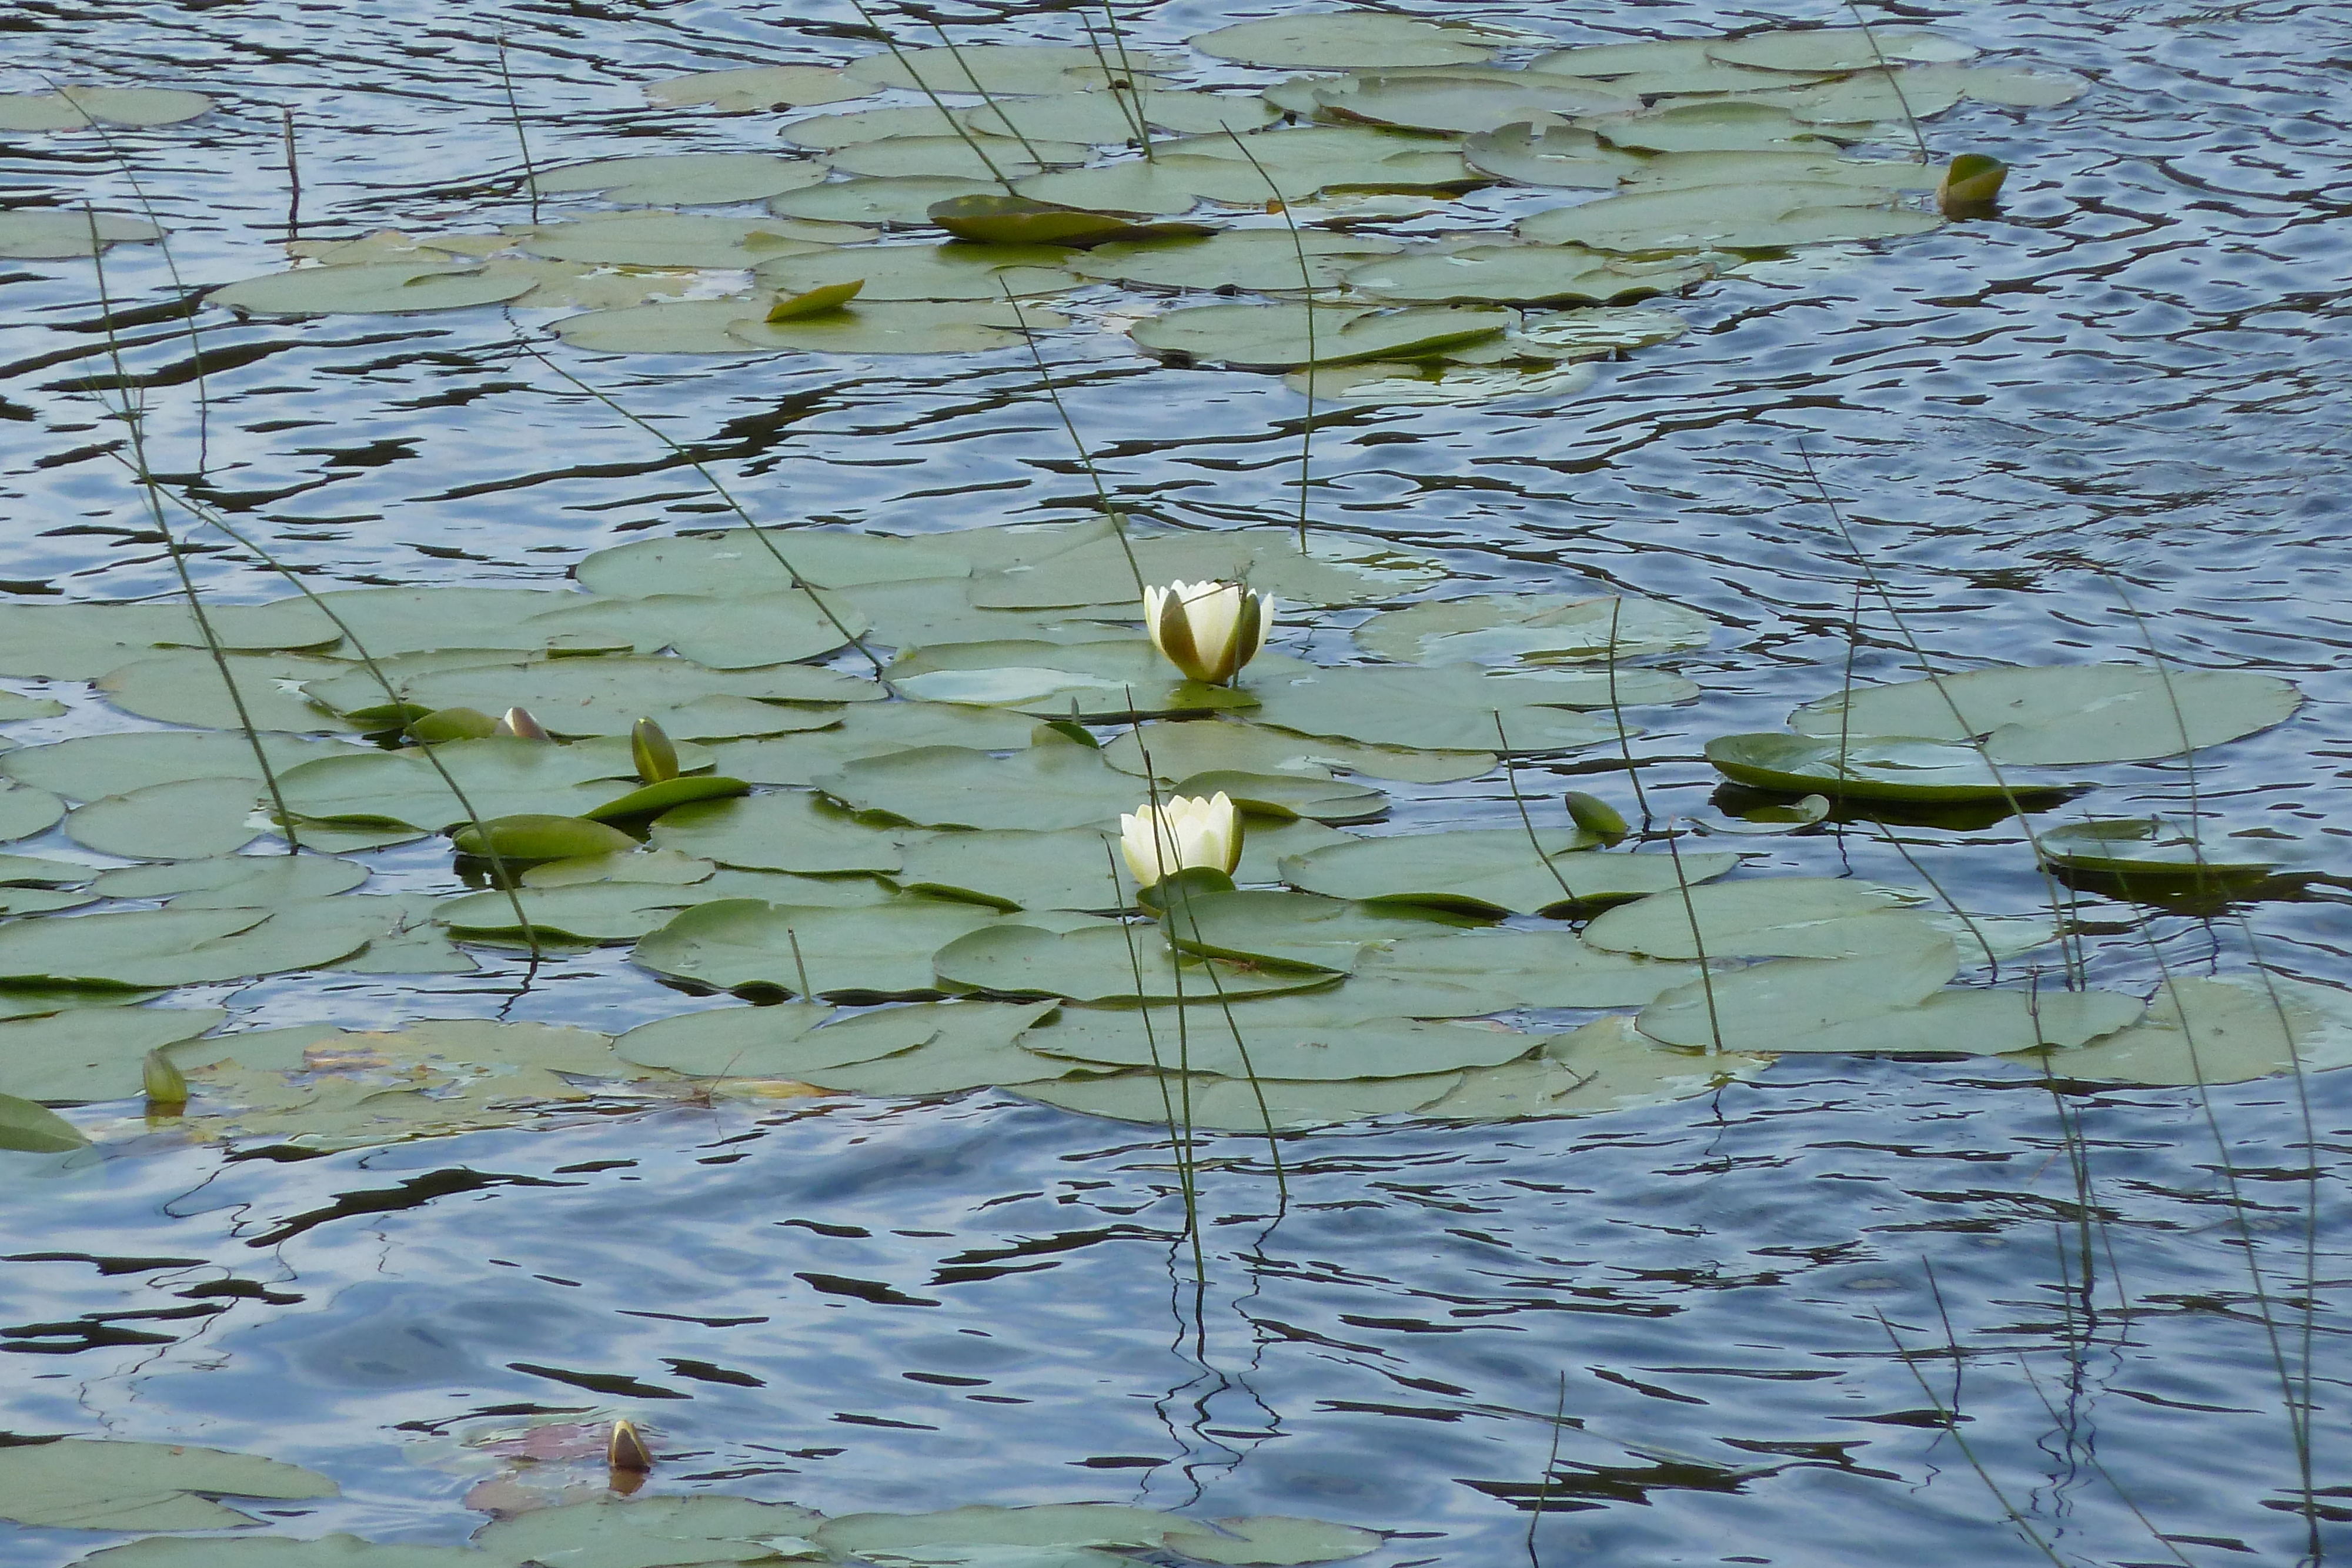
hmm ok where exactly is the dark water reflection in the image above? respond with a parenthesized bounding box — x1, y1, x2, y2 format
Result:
(3, 0, 2350, 1559)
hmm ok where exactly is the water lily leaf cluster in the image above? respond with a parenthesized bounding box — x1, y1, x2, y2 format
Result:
(155, 22, 2080, 396)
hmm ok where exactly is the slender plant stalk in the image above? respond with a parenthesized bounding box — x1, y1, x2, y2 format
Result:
(1841, 1, 1932, 166)
(842, 0, 1018, 192)
(994, 283, 1147, 599)
(918, 18, 1043, 163)
(1873, 1303, 2067, 1566)
(1219, 131, 1315, 554)
(496, 39, 539, 223)
(1078, 14, 1152, 153)
(280, 107, 301, 238)
(1495, 712, 1579, 908)
(1526, 1370, 1568, 1564)
(2013, 1354, 2194, 1567)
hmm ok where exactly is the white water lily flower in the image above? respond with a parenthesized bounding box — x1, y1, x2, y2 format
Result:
(1120, 793, 1244, 890)
(1144, 579, 1271, 686)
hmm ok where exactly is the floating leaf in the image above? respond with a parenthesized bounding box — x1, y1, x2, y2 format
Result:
(616, 1000, 934, 1076)
(530, 153, 827, 205)
(0, 1006, 230, 1103)
(0, 210, 165, 259)
(963, 527, 1440, 611)
(1786, 664, 2300, 765)
(645, 63, 874, 112)
(306, 654, 876, 739)
(1245, 666, 1649, 753)
(1020, 1002, 1532, 1081)
(770, 175, 1003, 227)
(62, 777, 262, 860)
(1530, 39, 1722, 76)
(0, 781, 65, 843)
(927, 194, 1213, 249)
(1131, 302, 1509, 370)
(1171, 770, 1387, 825)
(0, 905, 387, 989)
(814, 735, 1159, 831)
(68, 1535, 471, 1566)
(1518, 181, 1936, 250)
(649, 791, 903, 874)
(450, 815, 637, 863)
(1162, 1516, 1385, 1565)
(841, 44, 1182, 96)
(0, 86, 213, 131)
(1622, 149, 1936, 192)
(893, 827, 1125, 911)
(0, 1439, 336, 1530)
(1317, 72, 1639, 134)
(577, 526, 970, 597)
(633, 898, 1002, 999)
(789, 1001, 1073, 1096)
(825, 135, 1091, 182)
(751, 241, 1073, 302)
(435, 882, 712, 944)
(273, 738, 659, 830)
(582, 775, 751, 822)
(1160, 890, 1459, 973)
(1070, 229, 1402, 292)
(94, 854, 370, 906)
(1355, 927, 1702, 1011)
(1705, 27, 1979, 72)
(1704, 732, 2083, 805)
(212, 264, 535, 316)
(1013, 1066, 1453, 1129)
(0, 1094, 90, 1152)
(1282, 360, 1601, 406)
(1748, 987, 2146, 1056)
(933, 922, 1337, 1004)
(963, 89, 1275, 143)
(1355, 593, 1710, 665)
(2034, 818, 2282, 899)
(1635, 936, 1962, 1051)
(704, 703, 1041, 787)
(552, 299, 769, 354)
(2012, 976, 2352, 1086)
(1462, 122, 1640, 189)
(472, 1495, 828, 1568)
(1583, 878, 1934, 959)
(1344, 246, 1708, 306)
(1192, 14, 1503, 68)
(1104, 718, 1494, 785)
(97, 650, 356, 732)
(520, 213, 835, 268)
(1426, 1012, 1769, 1119)
(729, 299, 1070, 355)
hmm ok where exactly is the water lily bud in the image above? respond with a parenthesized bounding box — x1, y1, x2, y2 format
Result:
(630, 717, 678, 784)
(1563, 791, 1629, 844)
(495, 707, 552, 741)
(608, 1417, 652, 1473)
(142, 1048, 188, 1111)
(1145, 580, 1271, 686)
(1937, 153, 2007, 216)
(1120, 793, 1243, 889)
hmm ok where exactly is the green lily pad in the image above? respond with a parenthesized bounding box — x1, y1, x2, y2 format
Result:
(1704, 732, 2082, 805)
(617, 999, 936, 1076)
(1776, 69, 1969, 126)
(1355, 593, 1711, 665)
(93, 854, 370, 905)
(1279, 827, 1740, 912)
(646, 63, 874, 112)
(781, 103, 984, 149)
(1019, 1002, 1533, 1081)
(307, 654, 876, 738)
(1070, 229, 1402, 292)
(1357, 927, 1702, 1010)
(1163, 1516, 1385, 1565)
(1786, 664, 2302, 766)
(1622, 150, 1938, 192)
(2034, 818, 2283, 898)
(963, 526, 1441, 611)
(1425, 1012, 1770, 1119)
(1462, 122, 1641, 189)
(649, 791, 903, 873)
(1192, 14, 1502, 68)
(1172, 770, 1387, 825)
(1159, 889, 1459, 972)
(926, 194, 1216, 249)
(893, 827, 1125, 911)
(0, 210, 165, 259)
(436, 881, 717, 944)
(472, 1495, 828, 1568)
(1013, 1066, 1454, 1128)
(0, 903, 392, 989)
(1907, 63, 2089, 108)
(789, 1000, 1076, 1096)
(0, 855, 94, 888)
(97, 650, 357, 732)
(0, 1005, 230, 1103)
(703, 703, 1041, 787)
(1105, 718, 1495, 785)
(1706, 27, 1978, 72)
(68, 1536, 476, 1566)
(1281, 360, 1603, 406)
(0, 1439, 337, 1530)
(1245, 666, 1641, 753)
(272, 738, 655, 830)
(449, 815, 638, 863)
(526, 590, 874, 668)
(198, 584, 640, 659)
(519, 213, 834, 268)
(1343, 245, 1709, 306)
(824, 135, 1090, 182)
(770, 176, 1003, 227)
(62, 777, 263, 860)
(1131, 302, 1510, 370)
(578, 526, 970, 597)
(552, 299, 769, 354)
(964, 89, 1275, 143)
(1583, 878, 1943, 959)
(582, 775, 751, 823)
(1518, 181, 1937, 250)
(0, 600, 339, 680)
(0, 85, 213, 131)
(933, 922, 1338, 1004)
(633, 897, 1001, 999)
(1530, 38, 1724, 75)
(814, 734, 1154, 831)
(0, 780, 65, 842)
(841, 44, 1182, 96)
(729, 298, 1070, 355)
(2010, 976, 2352, 1086)
(0, 1094, 90, 1152)
(531, 153, 827, 205)
(1318, 73, 1641, 135)
(1635, 935, 1963, 1051)
(1745, 986, 2147, 1056)
(212, 264, 535, 316)
(751, 240, 1073, 301)
(1582, 100, 1838, 155)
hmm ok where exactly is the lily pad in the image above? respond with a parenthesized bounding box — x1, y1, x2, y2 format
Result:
(1192, 14, 1503, 68)
(1105, 718, 1494, 785)
(98, 650, 358, 732)
(0, 905, 385, 989)
(1346, 245, 1708, 306)
(211, 265, 535, 316)
(1635, 935, 1963, 1051)
(0, 86, 213, 131)
(1704, 732, 2082, 805)
(1425, 1012, 1769, 1119)
(1746, 986, 2147, 1057)
(1320, 73, 1641, 135)
(1070, 229, 1404, 293)
(62, 777, 263, 860)
(649, 791, 903, 874)
(1786, 664, 2301, 766)
(1160, 890, 1458, 973)
(1622, 150, 1937, 192)
(2011, 976, 2352, 1086)
(970, 89, 1276, 142)
(729, 299, 1070, 355)
(305, 654, 876, 739)
(1131, 302, 1509, 370)
(1582, 878, 1940, 959)
(616, 999, 937, 1076)
(704, 703, 1041, 787)
(1162, 1516, 1385, 1565)
(472, 1495, 828, 1568)
(964, 527, 1439, 611)
(530, 153, 826, 205)
(933, 922, 1338, 1004)
(841, 44, 1183, 96)
(2034, 818, 2283, 899)
(519, 213, 836, 268)
(1355, 927, 1703, 1010)
(0, 210, 165, 259)
(525, 589, 874, 668)
(1281, 360, 1603, 406)
(926, 195, 1216, 249)
(1013, 1066, 1452, 1129)
(1706, 27, 1979, 73)
(814, 734, 1154, 831)
(436, 881, 720, 944)
(825, 135, 1090, 182)
(93, 854, 370, 905)
(893, 827, 1126, 911)
(633, 898, 1001, 999)
(578, 526, 970, 597)
(1581, 100, 1838, 155)
(272, 739, 654, 831)
(751, 241, 1073, 302)
(1356, 593, 1710, 665)
(1462, 122, 1641, 189)
(552, 299, 769, 354)
(0, 780, 65, 842)
(67, 1536, 473, 1566)
(1018, 1002, 1532, 1081)
(1244, 666, 1646, 753)
(0, 1439, 336, 1530)
(1518, 181, 1937, 250)
(646, 63, 875, 112)
(770, 176, 1003, 227)
(0, 1094, 90, 1152)
(789, 1000, 1075, 1096)
(0, 1005, 231, 1103)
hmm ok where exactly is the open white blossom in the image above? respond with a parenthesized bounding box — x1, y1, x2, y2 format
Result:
(1120, 793, 1243, 890)
(1144, 579, 1271, 686)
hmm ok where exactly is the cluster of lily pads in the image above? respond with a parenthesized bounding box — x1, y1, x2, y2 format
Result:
(0, 1432, 1383, 1566)
(0, 506, 2334, 1160)
(12, 17, 2086, 397)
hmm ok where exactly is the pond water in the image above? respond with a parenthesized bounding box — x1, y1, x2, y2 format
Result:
(2, 0, 2348, 1563)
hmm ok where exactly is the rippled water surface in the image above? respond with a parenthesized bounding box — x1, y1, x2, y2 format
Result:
(3, 0, 2350, 1561)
